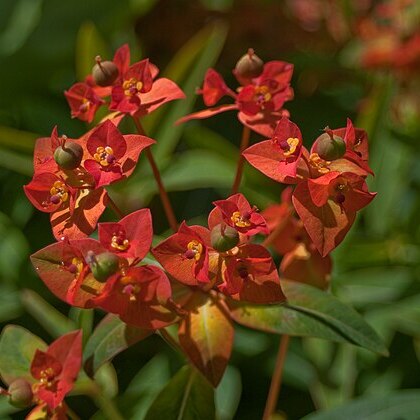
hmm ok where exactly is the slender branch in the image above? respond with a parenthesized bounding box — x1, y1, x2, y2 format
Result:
(262, 334, 290, 420)
(106, 193, 124, 219)
(132, 117, 178, 232)
(231, 126, 251, 194)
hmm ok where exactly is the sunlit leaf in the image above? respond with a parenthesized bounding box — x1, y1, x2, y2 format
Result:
(178, 292, 234, 387)
(229, 280, 388, 355)
(0, 325, 46, 384)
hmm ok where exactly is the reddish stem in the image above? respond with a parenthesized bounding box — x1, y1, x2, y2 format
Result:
(132, 117, 178, 232)
(262, 334, 290, 420)
(106, 194, 124, 219)
(231, 126, 251, 194)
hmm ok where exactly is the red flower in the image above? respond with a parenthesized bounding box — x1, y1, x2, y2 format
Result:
(208, 193, 268, 236)
(152, 222, 211, 286)
(98, 208, 153, 261)
(83, 119, 155, 187)
(24, 173, 75, 214)
(220, 244, 285, 304)
(108, 45, 185, 117)
(242, 117, 303, 182)
(292, 171, 376, 256)
(91, 265, 177, 329)
(178, 60, 293, 137)
(30, 330, 82, 410)
(64, 82, 104, 123)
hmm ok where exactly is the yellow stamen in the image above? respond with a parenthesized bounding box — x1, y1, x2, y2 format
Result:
(231, 211, 251, 228)
(283, 137, 300, 157)
(187, 240, 203, 261)
(309, 153, 330, 174)
(111, 235, 129, 251)
(93, 146, 114, 167)
(123, 78, 143, 96)
(49, 181, 69, 203)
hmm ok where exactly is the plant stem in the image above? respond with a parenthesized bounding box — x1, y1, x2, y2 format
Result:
(89, 382, 125, 420)
(132, 117, 178, 232)
(231, 126, 251, 194)
(262, 334, 290, 420)
(107, 194, 124, 219)
(159, 328, 183, 353)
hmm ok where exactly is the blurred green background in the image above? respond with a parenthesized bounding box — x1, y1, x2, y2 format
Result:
(0, 0, 420, 418)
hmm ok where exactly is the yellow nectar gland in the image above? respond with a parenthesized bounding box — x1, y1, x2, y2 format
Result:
(309, 153, 330, 174)
(283, 137, 300, 157)
(254, 85, 272, 106)
(79, 98, 91, 113)
(120, 276, 140, 302)
(94, 146, 115, 167)
(123, 78, 143, 97)
(231, 211, 251, 228)
(111, 233, 130, 251)
(67, 257, 84, 277)
(49, 181, 69, 204)
(186, 240, 203, 261)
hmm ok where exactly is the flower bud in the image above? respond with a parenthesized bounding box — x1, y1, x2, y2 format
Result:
(54, 141, 83, 170)
(211, 224, 239, 252)
(92, 56, 119, 87)
(88, 251, 120, 282)
(234, 48, 264, 84)
(312, 131, 346, 161)
(8, 379, 33, 408)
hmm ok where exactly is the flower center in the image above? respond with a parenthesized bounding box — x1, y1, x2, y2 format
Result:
(330, 180, 348, 204)
(111, 230, 130, 251)
(66, 257, 84, 277)
(79, 98, 91, 113)
(94, 146, 116, 167)
(236, 263, 250, 279)
(120, 276, 140, 302)
(309, 153, 330, 174)
(123, 77, 143, 97)
(254, 85, 272, 107)
(231, 211, 251, 228)
(49, 181, 69, 205)
(184, 240, 203, 261)
(278, 137, 300, 157)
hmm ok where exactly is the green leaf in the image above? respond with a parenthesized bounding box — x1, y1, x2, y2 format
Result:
(0, 325, 46, 384)
(302, 389, 420, 420)
(215, 365, 241, 420)
(75, 21, 109, 81)
(144, 365, 216, 420)
(84, 314, 152, 375)
(229, 280, 388, 356)
(20, 289, 76, 338)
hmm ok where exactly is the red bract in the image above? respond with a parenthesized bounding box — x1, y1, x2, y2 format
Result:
(30, 238, 109, 307)
(83, 119, 155, 187)
(292, 171, 376, 256)
(64, 82, 104, 123)
(30, 330, 82, 410)
(242, 117, 303, 182)
(98, 208, 153, 260)
(209, 193, 268, 236)
(220, 244, 285, 304)
(177, 58, 293, 137)
(24, 173, 75, 214)
(91, 265, 177, 329)
(152, 222, 211, 286)
(107, 44, 185, 117)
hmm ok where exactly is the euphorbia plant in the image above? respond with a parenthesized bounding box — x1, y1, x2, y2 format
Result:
(0, 43, 387, 420)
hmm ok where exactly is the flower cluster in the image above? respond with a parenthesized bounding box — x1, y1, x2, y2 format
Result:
(2, 44, 377, 416)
